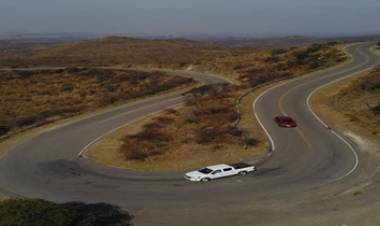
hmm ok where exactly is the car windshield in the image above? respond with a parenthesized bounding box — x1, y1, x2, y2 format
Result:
(198, 168, 213, 174)
(282, 117, 293, 122)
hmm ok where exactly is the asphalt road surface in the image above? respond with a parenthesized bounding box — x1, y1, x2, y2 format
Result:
(0, 43, 380, 226)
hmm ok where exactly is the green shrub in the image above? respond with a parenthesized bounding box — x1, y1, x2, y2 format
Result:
(0, 199, 70, 226)
(0, 199, 133, 226)
(62, 202, 132, 226)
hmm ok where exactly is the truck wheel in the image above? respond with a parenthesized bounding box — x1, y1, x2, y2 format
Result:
(239, 171, 248, 176)
(201, 178, 210, 182)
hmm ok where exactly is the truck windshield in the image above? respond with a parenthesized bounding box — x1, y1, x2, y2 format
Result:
(198, 168, 213, 174)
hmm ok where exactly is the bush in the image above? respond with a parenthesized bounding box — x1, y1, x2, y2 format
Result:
(307, 44, 323, 53)
(360, 76, 380, 91)
(0, 199, 133, 226)
(244, 70, 278, 87)
(193, 105, 231, 116)
(0, 125, 11, 136)
(372, 103, 380, 115)
(0, 199, 70, 226)
(122, 126, 171, 161)
(132, 129, 170, 142)
(185, 113, 199, 124)
(62, 202, 132, 226)
(14, 116, 39, 127)
(270, 48, 286, 55)
(184, 84, 232, 104)
(123, 139, 167, 161)
(294, 51, 309, 63)
(61, 83, 74, 92)
(196, 126, 218, 143)
(196, 126, 234, 144)
(230, 128, 242, 137)
(246, 138, 260, 146)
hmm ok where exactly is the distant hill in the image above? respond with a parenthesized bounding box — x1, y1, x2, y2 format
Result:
(0, 36, 236, 68)
(215, 36, 324, 48)
(216, 35, 380, 48)
(0, 34, 372, 70)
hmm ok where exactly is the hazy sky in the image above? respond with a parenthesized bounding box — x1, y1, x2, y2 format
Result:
(1, 0, 380, 37)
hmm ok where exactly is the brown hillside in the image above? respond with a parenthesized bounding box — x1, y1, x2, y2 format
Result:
(0, 37, 234, 68)
(0, 68, 195, 137)
(332, 67, 380, 135)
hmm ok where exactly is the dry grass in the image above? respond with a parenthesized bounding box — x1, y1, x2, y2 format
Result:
(331, 67, 380, 135)
(84, 42, 346, 172)
(87, 102, 261, 172)
(0, 37, 232, 69)
(115, 84, 260, 170)
(0, 37, 347, 171)
(87, 85, 264, 172)
(311, 67, 380, 141)
(0, 68, 195, 138)
(0, 38, 345, 84)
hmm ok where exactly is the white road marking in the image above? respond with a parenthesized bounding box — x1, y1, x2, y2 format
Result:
(306, 45, 379, 182)
(252, 82, 285, 152)
(252, 43, 379, 182)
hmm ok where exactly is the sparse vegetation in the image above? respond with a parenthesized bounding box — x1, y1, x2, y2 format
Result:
(0, 37, 346, 170)
(0, 37, 230, 69)
(0, 68, 195, 137)
(0, 199, 132, 226)
(236, 44, 344, 87)
(120, 84, 247, 161)
(332, 67, 380, 135)
(0, 37, 345, 85)
(117, 43, 344, 164)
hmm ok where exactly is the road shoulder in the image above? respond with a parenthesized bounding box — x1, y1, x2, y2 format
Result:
(310, 70, 380, 155)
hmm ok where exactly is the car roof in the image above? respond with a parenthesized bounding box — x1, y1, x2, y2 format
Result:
(206, 164, 231, 170)
(276, 116, 294, 121)
(276, 116, 293, 119)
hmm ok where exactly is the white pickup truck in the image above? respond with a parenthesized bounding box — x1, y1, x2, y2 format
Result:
(184, 163, 256, 182)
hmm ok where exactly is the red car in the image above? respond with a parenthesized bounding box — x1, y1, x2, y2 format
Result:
(274, 116, 297, 128)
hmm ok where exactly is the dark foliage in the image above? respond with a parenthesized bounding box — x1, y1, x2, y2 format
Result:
(62, 202, 132, 226)
(0, 199, 133, 226)
(184, 84, 233, 104)
(0, 125, 11, 136)
(372, 103, 380, 115)
(122, 128, 171, 161)
(0, 199, 70, 226)
(360, 76, 380, 91)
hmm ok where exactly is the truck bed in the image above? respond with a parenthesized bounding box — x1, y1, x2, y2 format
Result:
(229, 162, 252, 169)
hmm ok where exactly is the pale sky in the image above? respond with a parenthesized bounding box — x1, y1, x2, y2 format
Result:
(1, 0, 380, 37)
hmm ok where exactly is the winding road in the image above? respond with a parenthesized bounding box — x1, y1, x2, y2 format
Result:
(0, 43, 380, 226)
